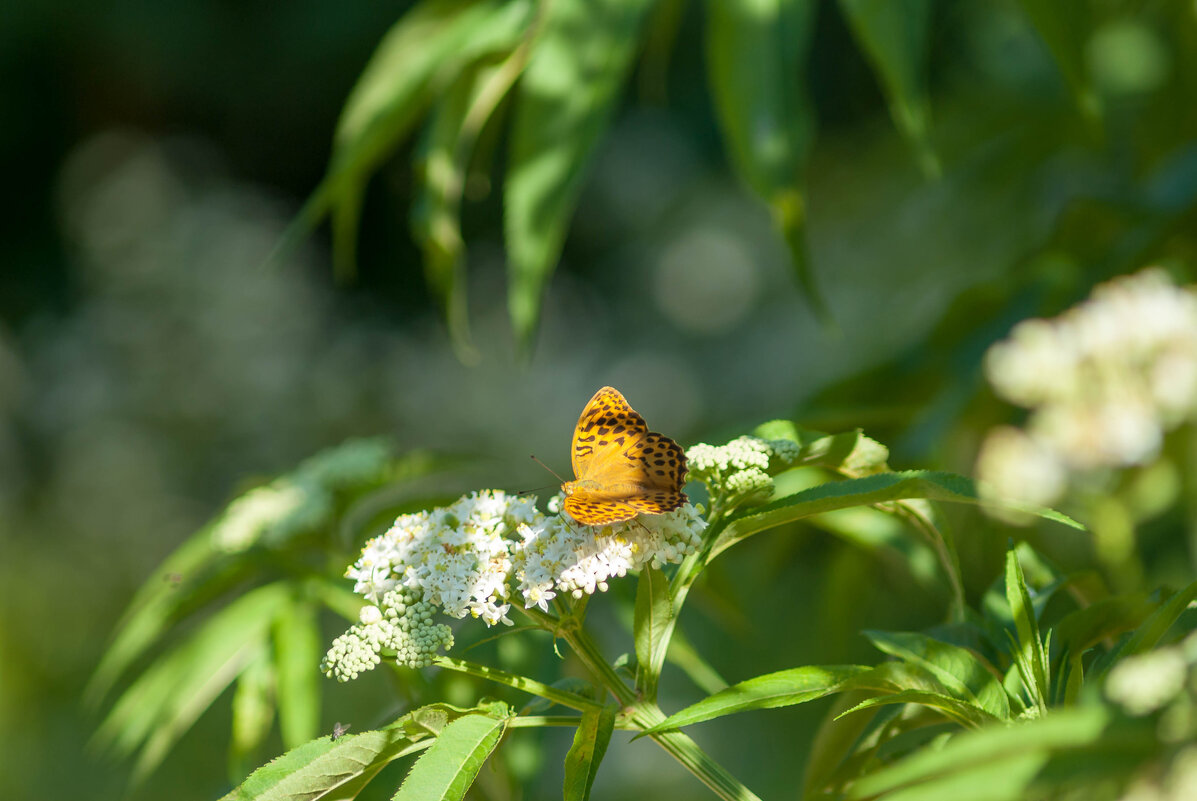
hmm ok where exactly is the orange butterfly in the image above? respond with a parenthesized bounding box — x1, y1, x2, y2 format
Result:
(561, 387, 688, 526)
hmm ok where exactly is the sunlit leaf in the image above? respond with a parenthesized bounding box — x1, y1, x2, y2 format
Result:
(563, 705, 616, 801)
(634, 565, 674, 702)
(95, 582, 294, 783)
(864, 630, 1011, 720)
(229, 644, 276, 783)
(273, 598, 322, 748)
(834, 689, 998, 730)
(505, 0, 655, 351)
(1005, 548, 1049, 712)
(642, 665, 869, 733)
(392, 710, 511, 801)
(712, 470, 1082, 558)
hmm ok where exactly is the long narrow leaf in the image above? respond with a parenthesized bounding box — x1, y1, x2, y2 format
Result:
(838, 0, 939, 176)
(563, 705, 616, 801)
(634, 565, 674, 702)
(865, 630, 1011, 720)
(642, 665, 869, 734)
(705, 0, 825, 316)
(712, 470, 1081, 558)
(834, 689, 999, 730)
(1005, 549, 1049, 712)
(229, 644, 276, 783)
(505, 0, 656, 350)
(273, 599, 322, 747)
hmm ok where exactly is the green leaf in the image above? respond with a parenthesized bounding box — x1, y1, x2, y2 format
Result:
(412, 52, 525, 363)
(220, 727, 429, 801)
(1014, 0, 1100, 120)
(712, 470, 1081, 558)
(1005, 548, 1049, 712)
(837, 0, 939, 177)
(393, 710, 511, 801)
(96, 582, 294, 783)
(705, 0, 826, 318)
(634, 565, 674, 702)
(834, 689, 999, 730)
(642, 665, 869, 734)
(864, 631, 1011, 720)
(753, 421, 891, 476)
(311, 0, 533, 278)
(1093, 579, 1197, 677)
(86, 524, 230, 705)
(562, 705, 616, 801)
(845, 706, 1154, 801)
(505, 0, 655, 351)
(229, 643, 276, 784)
(273, 598, 322, 747)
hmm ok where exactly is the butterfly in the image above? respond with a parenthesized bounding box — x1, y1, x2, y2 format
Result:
(561, 387, 688, 526)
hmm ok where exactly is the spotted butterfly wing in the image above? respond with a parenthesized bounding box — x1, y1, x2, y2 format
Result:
(561, 387, 688, 526)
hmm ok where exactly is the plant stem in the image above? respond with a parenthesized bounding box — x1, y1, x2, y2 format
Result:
(433, 656, 600, 713)
(563, 624, 761, 801)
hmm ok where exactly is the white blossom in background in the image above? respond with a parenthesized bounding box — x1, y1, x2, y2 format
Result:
(512, 500, 706, 611)
(978, 269, 1197, 514)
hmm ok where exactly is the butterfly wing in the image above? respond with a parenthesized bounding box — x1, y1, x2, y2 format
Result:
(564, 387, 688, 525)
(570, 387, 649, 481)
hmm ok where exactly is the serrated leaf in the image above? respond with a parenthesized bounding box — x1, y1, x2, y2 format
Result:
(838, 0, 939, 177)
(505, 0, 655, 350)
(705, 0, 825, 317)
(634, 566, 674, 702)
(274, 599, 322, 747)
(230, 644, 276, 783)
(392, 711, 510, 801)
(864, 630, 1011, 720)
(712, 470, 1081, 558)
(642, 665, 869, 734)
(220, 728, 427, 801)
(563, 705, 616, 801)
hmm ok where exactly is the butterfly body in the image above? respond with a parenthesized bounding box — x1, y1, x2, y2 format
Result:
(561, 387, 688, 526)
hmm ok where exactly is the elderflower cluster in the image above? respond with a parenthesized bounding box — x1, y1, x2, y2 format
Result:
(211, 438, 393, 553)
(321, 587, 453, 678)
(686, 435, 800, 506)
(325, 488, 709, 677)
(978, 269, 1197, 516)
(512, 500, 706, 612)
(347, 489, 536, 625)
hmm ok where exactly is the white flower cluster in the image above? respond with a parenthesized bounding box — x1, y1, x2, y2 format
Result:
(686, 435, 800, 507)
(512, 500, 706, 612)
(347, 490, 536, 626)
(978, 269, 1197, 515)
(321, 587, 454, 679)
(211, 438, 393, 553)
(325, 489, 708, 677)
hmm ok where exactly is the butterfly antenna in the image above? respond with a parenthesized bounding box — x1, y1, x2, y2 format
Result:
(516, 484, 556, 497)
(529, 455, 567, 484)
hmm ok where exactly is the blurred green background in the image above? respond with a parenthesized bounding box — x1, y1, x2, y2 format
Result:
(2, 0, 1196, 799)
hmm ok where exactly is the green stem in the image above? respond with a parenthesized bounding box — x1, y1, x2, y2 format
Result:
(564, 625, 761, 801)
(433, 656, 600, 713)
(508, 715, 590, 728)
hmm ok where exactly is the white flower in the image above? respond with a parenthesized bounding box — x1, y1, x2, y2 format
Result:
(1106, 647, 1187, 715)
(512, 500, 705, 609)
(976, 426, 1067, 517)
